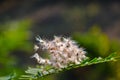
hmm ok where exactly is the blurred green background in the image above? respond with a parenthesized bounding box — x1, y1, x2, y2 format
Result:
(0, 0, 120, 80)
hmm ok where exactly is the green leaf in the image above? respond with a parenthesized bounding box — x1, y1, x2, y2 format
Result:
(0, 73, 16, 80)
(20, 52, 120, 80)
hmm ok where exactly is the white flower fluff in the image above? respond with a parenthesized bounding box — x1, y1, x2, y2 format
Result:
(32, 36, 86, 69)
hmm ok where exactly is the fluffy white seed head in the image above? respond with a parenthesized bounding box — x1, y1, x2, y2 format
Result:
(32, 36, 86, 69)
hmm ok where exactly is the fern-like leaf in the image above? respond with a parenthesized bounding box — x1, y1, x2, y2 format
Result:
(20, 52, 120, 80)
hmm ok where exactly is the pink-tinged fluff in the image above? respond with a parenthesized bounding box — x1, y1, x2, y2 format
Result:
(32, 36, 86, 69)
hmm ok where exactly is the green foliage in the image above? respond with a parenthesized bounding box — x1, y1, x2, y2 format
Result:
(72, 26, 111, 57)
(0, 73, 16, 80)
(72, 26, 120, 80)
(20, 52, 119, 80)
(0, 20, 32, 76)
